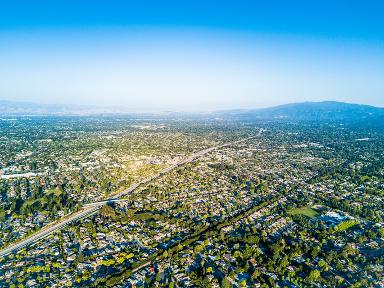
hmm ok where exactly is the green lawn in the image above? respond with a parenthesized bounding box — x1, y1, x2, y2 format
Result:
(288, 206, 319, 218)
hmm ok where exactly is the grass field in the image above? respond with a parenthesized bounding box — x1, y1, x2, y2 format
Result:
(288, 206, 319, 218)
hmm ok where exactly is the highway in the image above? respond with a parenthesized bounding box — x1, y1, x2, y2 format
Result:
(0, 206, 99, 258)
(0, 130, 262, 257)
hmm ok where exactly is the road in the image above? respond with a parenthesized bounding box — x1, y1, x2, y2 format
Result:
(0, 130, 262, 257)
(0, 206, 99, 258)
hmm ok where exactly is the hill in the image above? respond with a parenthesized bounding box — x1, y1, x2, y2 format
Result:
(218, 101, 384, 121)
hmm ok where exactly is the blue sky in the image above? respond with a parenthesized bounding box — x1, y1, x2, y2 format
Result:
(0, 1, 383, 111)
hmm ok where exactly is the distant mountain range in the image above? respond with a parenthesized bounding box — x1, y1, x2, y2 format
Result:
(0, 100, 125, 116)
(0, 100, 383, 122)
(217, 101, 384, 121)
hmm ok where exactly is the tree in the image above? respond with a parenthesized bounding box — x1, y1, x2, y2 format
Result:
(222, 277, 232, 288)
(100, 204, 116, 219)
(307, 269, 321, 283)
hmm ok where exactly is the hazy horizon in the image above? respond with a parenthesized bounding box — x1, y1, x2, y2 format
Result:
(1, 98, 384, 115)
(1, 1, 383, 111)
